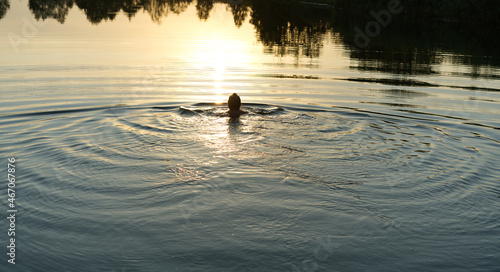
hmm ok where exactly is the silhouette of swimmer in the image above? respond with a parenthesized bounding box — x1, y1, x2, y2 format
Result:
(227, 93, 248, 118)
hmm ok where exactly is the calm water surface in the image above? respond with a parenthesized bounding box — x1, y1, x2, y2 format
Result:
(1, 1, 499, 271)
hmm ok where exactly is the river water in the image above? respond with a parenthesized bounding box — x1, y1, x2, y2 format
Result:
(0, 1, 499, 271)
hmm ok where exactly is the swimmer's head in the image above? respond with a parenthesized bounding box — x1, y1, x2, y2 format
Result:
(228, 93, 241, 110)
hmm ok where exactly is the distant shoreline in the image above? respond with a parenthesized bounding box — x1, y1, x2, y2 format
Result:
(271, 0, 500, 25)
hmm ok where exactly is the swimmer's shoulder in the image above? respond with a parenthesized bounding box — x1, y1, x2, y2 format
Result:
(227, 109, 248, 118)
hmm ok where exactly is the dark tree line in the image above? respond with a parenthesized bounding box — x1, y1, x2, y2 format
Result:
(24, 0, 253, 27)
(251, 0, 500, 75)
(25, 0, 220, 24)
(0, 0, 9, 20)
(285, 0, 500, 24)
(3, 0, 498, 76)
(28, 0, 73, 23)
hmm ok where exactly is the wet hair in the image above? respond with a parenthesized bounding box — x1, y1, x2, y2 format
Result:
(228, 93, 241, 110)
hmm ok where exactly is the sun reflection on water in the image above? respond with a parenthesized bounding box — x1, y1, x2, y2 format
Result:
(190, 115, 257, 156)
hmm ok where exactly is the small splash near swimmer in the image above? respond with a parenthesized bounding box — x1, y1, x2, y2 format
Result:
(179, 93, 284, 117)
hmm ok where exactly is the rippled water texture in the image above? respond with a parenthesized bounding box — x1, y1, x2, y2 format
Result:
(1, 1, 500, 271)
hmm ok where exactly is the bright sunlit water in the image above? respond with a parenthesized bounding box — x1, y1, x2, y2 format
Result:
(1, 1, 499, 271)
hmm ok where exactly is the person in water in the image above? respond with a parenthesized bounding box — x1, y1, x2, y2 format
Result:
(227, 93, 247, 117)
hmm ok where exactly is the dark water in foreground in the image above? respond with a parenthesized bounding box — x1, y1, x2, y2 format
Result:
(1, 1, 500, 271)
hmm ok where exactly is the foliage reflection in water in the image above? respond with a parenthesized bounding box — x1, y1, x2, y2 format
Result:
(1, 0, 498, 78)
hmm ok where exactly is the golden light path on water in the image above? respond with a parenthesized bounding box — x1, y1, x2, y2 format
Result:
(1, 1, 356, 107)
(2, 3, 268, 102)
(154, 5, 259, 103)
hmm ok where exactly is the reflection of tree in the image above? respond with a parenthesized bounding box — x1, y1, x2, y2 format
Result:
(227, 2, 248, 27)
(73, 0, 192, 24)
(20, 0, 500, 75)
(121, 0, 143, 21)
(250, 0, 329, 58)
(166, 0, 192, 14)
(0, 0, 10, 20)
(196, 0, 213, 21)
(257, 24, 325, 59)
(335, 6, 500, 77)
(75, 0, 121, 24)
(143, 0, 170, 23)
(143, 0, 192, 22)
(29, 0, 73, 23)
(351, 47, 439, 75)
